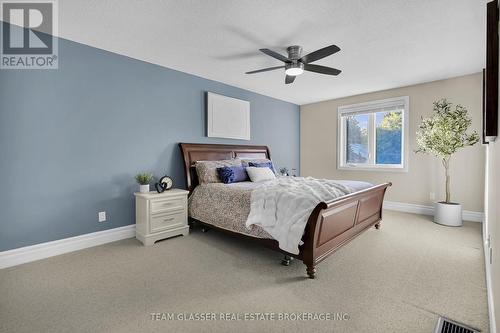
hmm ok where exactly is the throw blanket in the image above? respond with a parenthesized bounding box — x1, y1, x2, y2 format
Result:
(246, 177, 354, 254)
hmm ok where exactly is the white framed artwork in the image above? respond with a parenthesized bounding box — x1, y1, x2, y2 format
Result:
(207, 92, 250, 140)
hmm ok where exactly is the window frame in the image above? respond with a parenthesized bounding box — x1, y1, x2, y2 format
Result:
(337, 96, 409, 172)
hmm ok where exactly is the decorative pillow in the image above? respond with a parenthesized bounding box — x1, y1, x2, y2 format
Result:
(246, 166, 276, 182)
(217, 166, 249, 184)
(242, 159, 276, 173)
(249, 161, 276, 173)
(241, 158, 271, 166)
(195, 159, 242, 183)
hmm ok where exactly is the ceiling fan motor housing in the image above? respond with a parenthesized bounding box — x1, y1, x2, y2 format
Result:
(285, 45, 304, 76)
(287, 45, 303, 60)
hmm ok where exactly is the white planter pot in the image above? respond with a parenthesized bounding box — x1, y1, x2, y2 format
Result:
(434, 202, 462, 227)
(139, 184, 150, 193)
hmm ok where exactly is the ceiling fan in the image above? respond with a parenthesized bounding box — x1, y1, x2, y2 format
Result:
(245, 44, 341, 84)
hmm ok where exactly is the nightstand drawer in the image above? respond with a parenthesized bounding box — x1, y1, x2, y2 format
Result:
(150, 210, 185, 233)
(150, 196, 186, 214)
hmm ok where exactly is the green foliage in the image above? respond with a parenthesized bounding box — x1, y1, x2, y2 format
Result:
(135, 172, 153, 185)
(379, 111, 402, 130)
(415, 99, 479, 159)
(415, 99, 479, 203)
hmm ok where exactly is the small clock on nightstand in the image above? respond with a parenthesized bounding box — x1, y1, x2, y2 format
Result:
(134, 189, 189, 246)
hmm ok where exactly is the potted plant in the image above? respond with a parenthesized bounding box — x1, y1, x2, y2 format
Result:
(135, 172, 154, 193)
(279, 167, 289, 176)
(415, 99, 479, 226)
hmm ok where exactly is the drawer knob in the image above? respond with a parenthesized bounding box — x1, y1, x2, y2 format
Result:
(164, 217, 175, 222)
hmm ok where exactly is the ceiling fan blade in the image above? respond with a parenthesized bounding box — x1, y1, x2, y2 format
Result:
(300, 44, 340, 64)
(285, 75, 296, 84)
(304, 64, 341, 76)
(259, 48, 291, 63)
(245, 66, 284, 74)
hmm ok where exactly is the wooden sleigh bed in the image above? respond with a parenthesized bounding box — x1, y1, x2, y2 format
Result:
(179, 143, 391, 279)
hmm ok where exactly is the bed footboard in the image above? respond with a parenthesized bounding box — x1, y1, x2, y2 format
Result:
(301, 182, 391, 279)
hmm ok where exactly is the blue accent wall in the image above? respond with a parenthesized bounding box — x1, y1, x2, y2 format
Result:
(0, 35, 299, 251)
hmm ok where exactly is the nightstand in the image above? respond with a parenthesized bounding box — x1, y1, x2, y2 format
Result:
(134, 189, 189, 245)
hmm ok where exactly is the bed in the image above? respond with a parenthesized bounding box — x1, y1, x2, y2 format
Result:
(179, 143, 391, 279)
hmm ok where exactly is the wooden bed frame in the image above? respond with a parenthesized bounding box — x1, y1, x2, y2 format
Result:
(179, 143, 391, 279)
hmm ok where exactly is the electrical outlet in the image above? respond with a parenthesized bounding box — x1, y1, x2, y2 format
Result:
(429, 192, 436, 201)
(98, 211, 106, 222)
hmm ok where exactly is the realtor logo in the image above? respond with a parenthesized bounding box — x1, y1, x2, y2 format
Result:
(1, 0, 58, 69)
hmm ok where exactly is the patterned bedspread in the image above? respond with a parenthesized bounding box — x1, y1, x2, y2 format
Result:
(188, 179, 373, 240)
(188, 182, 272, 238)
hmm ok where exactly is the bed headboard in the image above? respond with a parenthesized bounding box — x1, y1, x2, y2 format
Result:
(179, 143, 271, 192)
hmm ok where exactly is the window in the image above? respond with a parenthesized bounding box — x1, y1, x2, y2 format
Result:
(338, 96, 409, 171)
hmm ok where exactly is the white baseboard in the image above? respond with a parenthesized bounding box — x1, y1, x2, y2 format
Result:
(0, 225, 136, 269)
(0, 201, 483, 269)
(383, 201, 484, 222)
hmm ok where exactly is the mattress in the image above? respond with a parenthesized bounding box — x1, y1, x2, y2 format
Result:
(188, 178, 373, 240)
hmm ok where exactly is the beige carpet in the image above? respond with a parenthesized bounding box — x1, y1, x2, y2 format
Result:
(0, 211, 489, 333)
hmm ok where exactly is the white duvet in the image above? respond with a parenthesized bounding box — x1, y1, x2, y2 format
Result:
(245, 177, 366, 254)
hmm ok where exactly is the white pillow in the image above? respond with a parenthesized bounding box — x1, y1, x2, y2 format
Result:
(246, 167, 276, 182)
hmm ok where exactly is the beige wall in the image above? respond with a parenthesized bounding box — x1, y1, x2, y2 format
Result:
(301, 73, 485, 212)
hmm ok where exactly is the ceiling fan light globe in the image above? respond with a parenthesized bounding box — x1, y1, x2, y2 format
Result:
(285, 62, 304, 76)
(285, 67, 304, 76)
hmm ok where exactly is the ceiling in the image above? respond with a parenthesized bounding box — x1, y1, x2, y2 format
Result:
(57, 0, 487, 105)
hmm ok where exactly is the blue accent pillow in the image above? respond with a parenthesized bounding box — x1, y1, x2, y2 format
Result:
(217, 166, 249, 184)
(248, 161, 275, 174)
